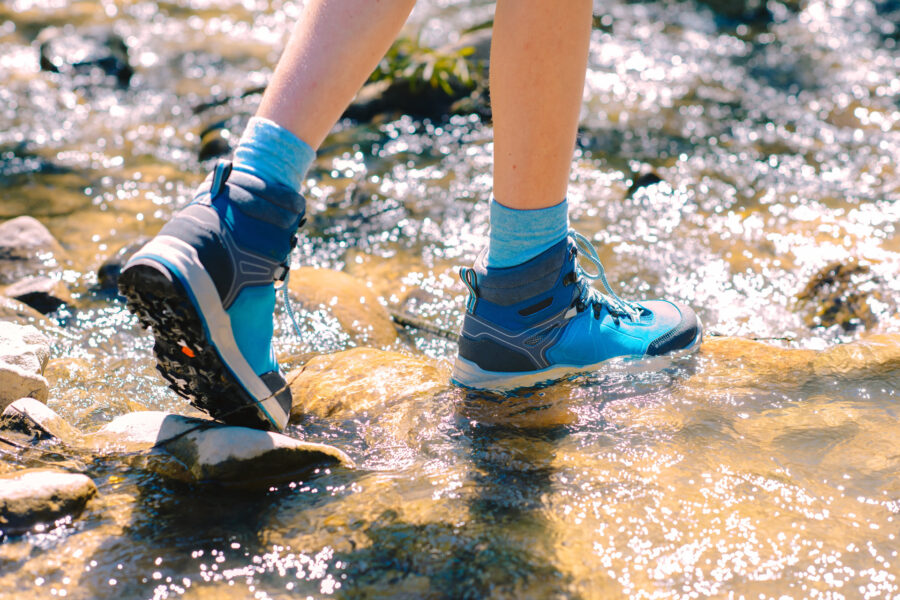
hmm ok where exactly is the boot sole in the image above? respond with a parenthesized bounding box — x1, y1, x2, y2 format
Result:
(118, 238, 290, 431)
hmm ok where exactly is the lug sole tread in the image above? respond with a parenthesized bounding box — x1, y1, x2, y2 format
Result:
(118, 263, 275, 431)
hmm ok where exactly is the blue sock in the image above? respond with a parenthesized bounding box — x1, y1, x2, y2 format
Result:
(486, 198, 569, 268)
(233, 116, 315, 194)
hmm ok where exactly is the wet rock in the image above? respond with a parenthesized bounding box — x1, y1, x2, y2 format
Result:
(86, 412, 351, 486)
(0, 469, 97, 536)
(0, 489, 133, 594)
(342, 249, 459, 304)
(288, 347, 447, 421)
(1, 398, 82, 446)
(37, 26, 133, 88)
(0, 322, 50, 408)
(288, 267, 398, 347)
(797, 261, 882, 330)
(4, 275, 73, 314)
(700, 336, 817, 372)
(813, 333, 900, 378)
(686, 333, 900, 392)
(0, 216, 67, 285)
(0, 295, 49, 325)
(96, 236, 149, 292)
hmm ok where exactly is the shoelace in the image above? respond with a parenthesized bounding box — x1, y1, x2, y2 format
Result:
(569, 230, 642, 322)
(278, 246, 305, 338)
(280, 230, 640, 336)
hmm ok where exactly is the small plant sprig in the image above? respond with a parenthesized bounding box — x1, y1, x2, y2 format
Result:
(369, 35, 478, 95)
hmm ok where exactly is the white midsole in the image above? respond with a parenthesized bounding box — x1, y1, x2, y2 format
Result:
(451, 357, 615, 391)
(451, 324, 703, 391)
(127, 236, 289, 430)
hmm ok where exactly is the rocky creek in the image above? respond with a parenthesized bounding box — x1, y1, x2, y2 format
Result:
(1, 0, 899, 598)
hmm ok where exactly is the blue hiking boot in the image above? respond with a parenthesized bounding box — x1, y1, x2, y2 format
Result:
(118, 161, 304, 431)
(451, 230, 702, 390)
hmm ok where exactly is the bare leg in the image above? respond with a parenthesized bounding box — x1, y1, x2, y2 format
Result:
(491, 0, 593, 210)
(258, 0, 418, 149)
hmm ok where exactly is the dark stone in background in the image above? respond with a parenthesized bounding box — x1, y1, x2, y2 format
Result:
(38, 26, 133, 88)
(96, 237, 150, 292)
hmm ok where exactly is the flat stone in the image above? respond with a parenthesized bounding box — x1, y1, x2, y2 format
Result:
(4, 275, 73, 314)
(288, 267, 398, 347)
(1, 398, 82, 445)
(0, 216, 67, 285)
(86, 411, 352, 486)
(0, 322, 51, 408)
(0, 469, 97, 535)
(288, 347, 447, 421)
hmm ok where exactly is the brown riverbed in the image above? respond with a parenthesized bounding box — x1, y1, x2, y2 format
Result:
(1, 0, 899, 598)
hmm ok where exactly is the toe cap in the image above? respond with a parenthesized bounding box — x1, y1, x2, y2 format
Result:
(645, 301, 702, 356)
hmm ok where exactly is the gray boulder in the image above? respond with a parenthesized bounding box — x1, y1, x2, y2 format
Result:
(0, 322, 51, 408)
(86, 412, 352, 486)
(0, 216, 67, 285)
(0, 469, 97, 536)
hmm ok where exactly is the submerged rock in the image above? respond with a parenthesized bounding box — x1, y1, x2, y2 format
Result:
(288, 268, 398, 347)
(0, 216, 67, 285)
(288, 347, 447, 421)
(458, 384, 581, 429)
(0, 322, 50, 408)
(86, 412, 351, 486)
(4, 275, 73, 314)
(0, 469, 97, 536)
(1, 398, 81, 445)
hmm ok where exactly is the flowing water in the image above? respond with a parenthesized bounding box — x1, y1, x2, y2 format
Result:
(1, 0, 899, 597)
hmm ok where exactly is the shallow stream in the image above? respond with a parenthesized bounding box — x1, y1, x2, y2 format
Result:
(1, 0, 899, 598)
